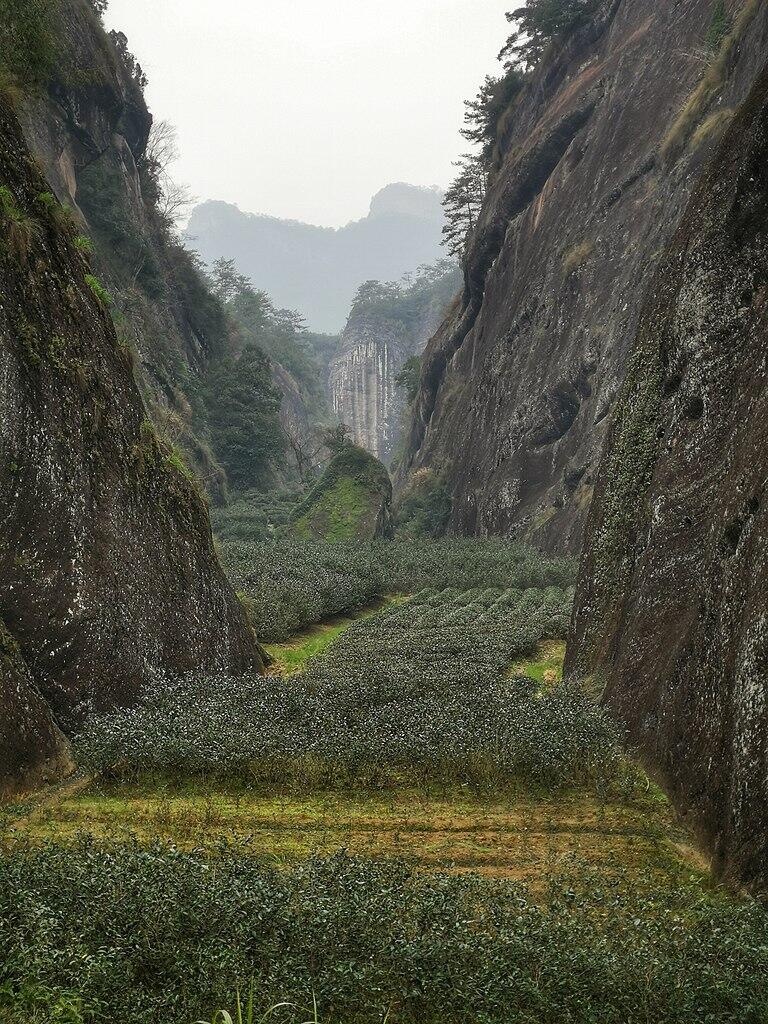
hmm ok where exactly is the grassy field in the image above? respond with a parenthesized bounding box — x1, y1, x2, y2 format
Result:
(1, 778, 701, 889)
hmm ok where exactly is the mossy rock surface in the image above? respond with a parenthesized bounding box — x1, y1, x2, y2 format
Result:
(291, 445, 393, 541)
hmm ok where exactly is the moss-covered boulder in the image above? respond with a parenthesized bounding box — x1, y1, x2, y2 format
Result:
(291, 445, 393, 541)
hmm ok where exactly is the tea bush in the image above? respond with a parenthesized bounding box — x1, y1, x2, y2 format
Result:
(223, 540, 385, 641)
(1, 843, 767, 1024)
(220, 538, 577, 641)
(76, 586, 621, 791)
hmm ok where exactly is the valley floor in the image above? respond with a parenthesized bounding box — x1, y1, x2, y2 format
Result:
(1, 548, 766, 1024)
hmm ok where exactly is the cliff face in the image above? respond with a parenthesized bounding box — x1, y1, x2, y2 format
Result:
(0, 94, 260, 789)
(568, 64, 768, 888)
(329, 309, 431, 464)
(330, 266, 460, 463)
(18, 0, 235, 500)
(402, 0, 768, 554)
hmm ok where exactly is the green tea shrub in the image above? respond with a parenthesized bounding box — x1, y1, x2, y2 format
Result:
(219, 538, 577, 641)
(1, 844, 767, 1024)
(76, 587, 614, 791)
(222, 540, 385, 641)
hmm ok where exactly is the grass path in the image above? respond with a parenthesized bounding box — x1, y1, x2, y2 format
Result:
(1, 780, 705, 892)
(264, 595, 408, 675)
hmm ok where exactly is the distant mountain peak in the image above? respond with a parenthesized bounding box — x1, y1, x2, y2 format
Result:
(186, 184, 446, 333)
(367, 183, 444, 223)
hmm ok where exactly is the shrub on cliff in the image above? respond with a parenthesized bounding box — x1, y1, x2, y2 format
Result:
(501, 0, 599, 70)
(0, 0, 59, 93)
(394, 469, 452, 538)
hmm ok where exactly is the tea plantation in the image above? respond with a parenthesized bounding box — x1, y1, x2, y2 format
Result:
(2, 540, 767, 1024)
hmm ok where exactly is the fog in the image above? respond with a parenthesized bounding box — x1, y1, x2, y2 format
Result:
(104, 0, 509, 227)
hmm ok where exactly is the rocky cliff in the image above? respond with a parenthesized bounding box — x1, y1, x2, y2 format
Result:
(402, 0, 768, 554)
(330, 264, 460, 463)
(567, 64, 768, 889)
(0, 93, 261, 792)
(15, 0, 237, 499)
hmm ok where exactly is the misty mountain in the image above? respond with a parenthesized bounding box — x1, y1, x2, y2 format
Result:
(185, 183, 445, 333)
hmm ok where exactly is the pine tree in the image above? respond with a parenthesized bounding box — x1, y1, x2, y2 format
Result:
(441, 153, 487, 259)
(500, 0, 598, 70)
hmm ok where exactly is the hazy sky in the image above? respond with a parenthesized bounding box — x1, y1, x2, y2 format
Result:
(104, 1, 510, 227)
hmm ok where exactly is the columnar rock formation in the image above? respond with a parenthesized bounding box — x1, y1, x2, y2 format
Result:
(568, 64, 768, 889)
(329, 313, 423, 464)
(330, 268, 459, 463)
(402, 0, 768, 554)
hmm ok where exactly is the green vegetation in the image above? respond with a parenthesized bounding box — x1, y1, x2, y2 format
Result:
(0, 185, 40, 261)
(72, 234, 94, 255)
(461, 69, 525, 163)
(5, 535, 768, 1021)
(223, 540, 385, 641)
(442, 152, 487, 257)
(706, 0, 731, 53)
(220, 537, 576, 642)
(75, 584, 610, 793)
(84, 273, 113, 307)
(291, 445, 391, 542)
(209, 258, 328, 415)
(1, 842, 767, 1024)
(350, 261, 460, 328)
(394, 469, 452, 538)
(167, 446, 195, 483)
(2, 778, 686, 882)
(501, 0, 599, 71)
(393, 355, 422, 405)
(77, 160, 164, 298)
(510, 639, 566, 683)
(204, 346, 286, 491)
(0, 0, 60, 93)
(264, 599, 398, 676)
(211, 489, 305, 542)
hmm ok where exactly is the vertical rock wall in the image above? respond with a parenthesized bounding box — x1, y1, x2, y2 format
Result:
(402, 0, 768, 553)
(568, 64, 768, 889)
(0, 94, 261, 790)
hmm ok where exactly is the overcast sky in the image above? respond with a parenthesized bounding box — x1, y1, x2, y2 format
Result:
(104, 0, 510, 227)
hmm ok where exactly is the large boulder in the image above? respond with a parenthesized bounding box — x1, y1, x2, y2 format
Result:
(291, 445, 393, 541)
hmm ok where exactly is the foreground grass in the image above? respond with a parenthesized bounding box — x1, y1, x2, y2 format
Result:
(0, 778, 699, 888)
(509, 640, 566, 684)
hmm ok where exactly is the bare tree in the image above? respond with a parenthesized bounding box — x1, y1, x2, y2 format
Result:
(143, 120, 197, 230)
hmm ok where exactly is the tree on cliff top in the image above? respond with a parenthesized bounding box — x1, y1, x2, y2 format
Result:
(501, 0, 599, 70)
